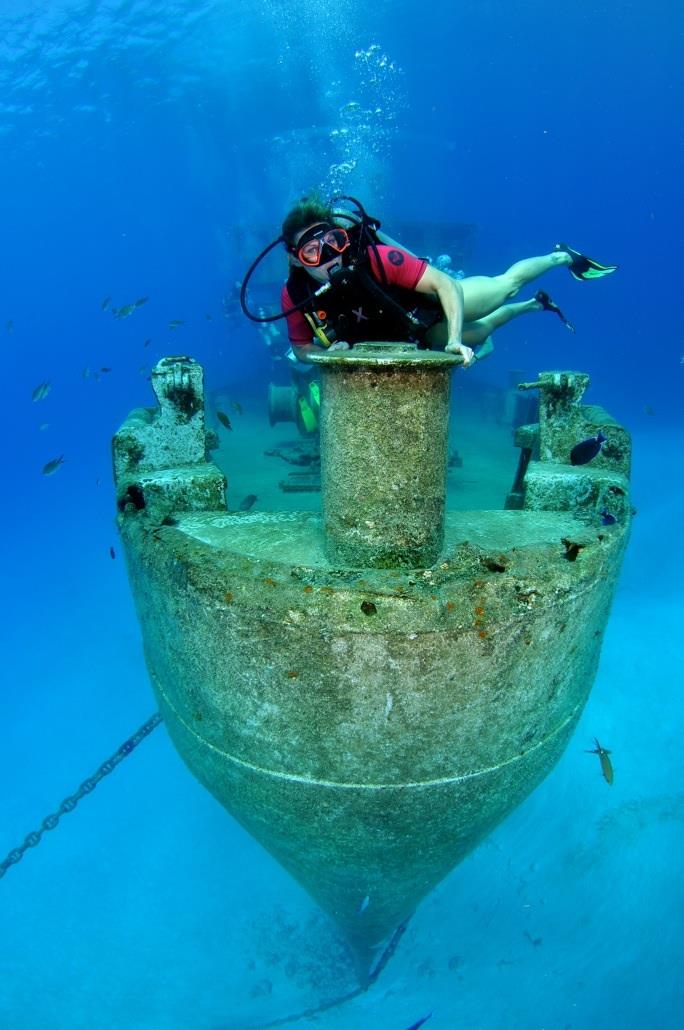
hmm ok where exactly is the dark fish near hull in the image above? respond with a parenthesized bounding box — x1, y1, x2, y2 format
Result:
(238, 494, 257, 511)
(216, 411, 232, 430)
(570, 431, 606, 466)
(405, 1015, 433, 1030)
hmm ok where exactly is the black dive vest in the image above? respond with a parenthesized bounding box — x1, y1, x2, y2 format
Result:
(285, 253, 442, 346)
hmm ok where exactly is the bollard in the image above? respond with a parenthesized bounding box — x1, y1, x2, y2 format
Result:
(308, 342, 461, 568)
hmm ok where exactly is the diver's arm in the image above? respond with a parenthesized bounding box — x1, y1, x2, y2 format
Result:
(414, 265, 474, 366)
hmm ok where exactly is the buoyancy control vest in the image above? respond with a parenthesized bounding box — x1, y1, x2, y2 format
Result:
(285, 253, 443, 347)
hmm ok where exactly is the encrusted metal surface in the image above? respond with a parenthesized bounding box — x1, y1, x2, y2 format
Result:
(114, 355, 631, 958)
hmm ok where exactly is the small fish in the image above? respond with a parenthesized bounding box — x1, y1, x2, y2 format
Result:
(600, 509, 617, 526)
(143, 338, 151, 347)
(100, 366, 112, 373)
(570, 431, 606, 466)
(586, 737, 614, 784)
(644, 404, 655, 416)
(114, 303, 137, 319)
(39, 423, 50, 431)
(205, 312, 213, 321)
(32, 380, 51, 402)
(356, 894, 370, 915)
(230, 400, 243, 415)
(42, 455, 65, 476)
(109, 546, 116, 560)
(405, 1016, 433, 1030)
(238, 493, 257, 511)
(216, 411, 232, 430)
(82, 367, 91, 379)
(101, 296, 111, 311)
(134, 296, 148, 308)
(6, 319, 13, 333)
(168, 319, 185, 329)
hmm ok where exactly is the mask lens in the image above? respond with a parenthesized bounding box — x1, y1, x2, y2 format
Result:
(299, 239, 324, 265)
(296, 225, 349, 266)
(322, 228, 349, 253)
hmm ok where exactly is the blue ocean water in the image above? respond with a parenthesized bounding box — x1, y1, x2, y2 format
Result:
(1, 2, 682, 1027)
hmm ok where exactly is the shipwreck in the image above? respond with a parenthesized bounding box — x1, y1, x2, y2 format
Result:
(113, 345, 631, 977)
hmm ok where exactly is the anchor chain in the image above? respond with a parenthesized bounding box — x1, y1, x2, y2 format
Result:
(0, 711, 163, 880)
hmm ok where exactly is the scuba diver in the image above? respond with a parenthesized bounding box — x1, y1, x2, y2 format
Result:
(240, 194, 617, 371)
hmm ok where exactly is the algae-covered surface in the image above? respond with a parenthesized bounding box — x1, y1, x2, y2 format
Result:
(119, 476, 628, 954)
(177, 507, 597, 566)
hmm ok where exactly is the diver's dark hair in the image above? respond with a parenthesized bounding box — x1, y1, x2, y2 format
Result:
(281, 192, 334, 247)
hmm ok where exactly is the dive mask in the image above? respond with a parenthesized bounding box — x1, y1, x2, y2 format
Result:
(293, 224, 350, 267)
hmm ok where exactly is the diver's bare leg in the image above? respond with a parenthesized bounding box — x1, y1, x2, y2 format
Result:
(462, 299, 541, 345)
(461, 251, 571, 321)
(427, 298, 540, 348)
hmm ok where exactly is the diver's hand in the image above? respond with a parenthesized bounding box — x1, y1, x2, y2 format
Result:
(327, 340, 350, 352)
(445, 340, 475, 366)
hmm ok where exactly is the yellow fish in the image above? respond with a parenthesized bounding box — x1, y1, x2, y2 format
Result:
(586, 738, 613, 784)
